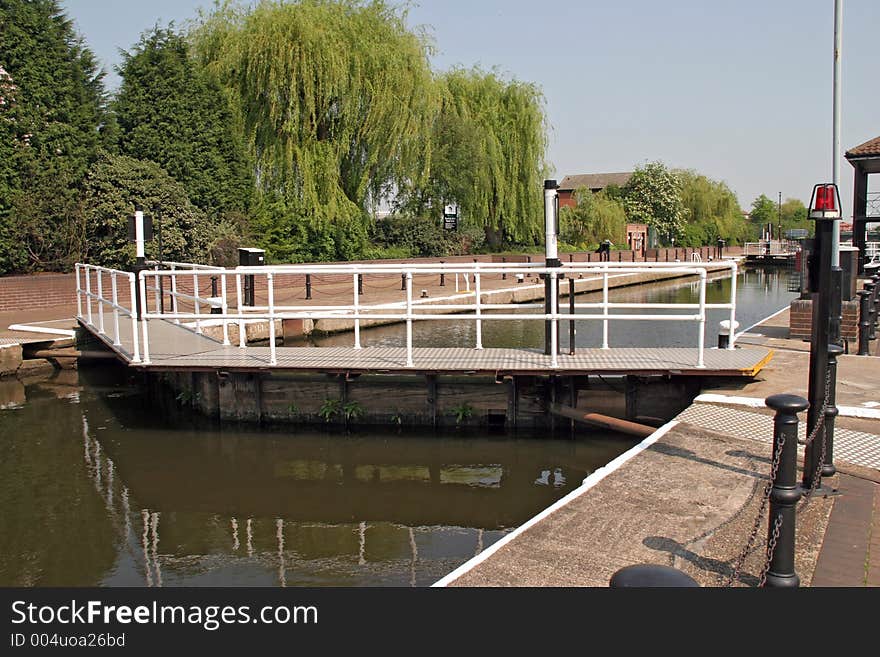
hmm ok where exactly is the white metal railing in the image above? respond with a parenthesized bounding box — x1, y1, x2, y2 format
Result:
(743, 240, 798, 257)
(75, 263, 140, 363)
(128, 260, 738, 369)
(866, 241, 879, 264)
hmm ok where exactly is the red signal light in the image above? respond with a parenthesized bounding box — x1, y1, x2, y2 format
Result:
(809, 183, 840, 219)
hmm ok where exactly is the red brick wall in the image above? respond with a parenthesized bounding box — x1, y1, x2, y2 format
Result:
(789, 298, 859, 340)
(0, 273, 76, 312)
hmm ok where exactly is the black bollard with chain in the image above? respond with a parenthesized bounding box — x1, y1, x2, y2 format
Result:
(822, 343, 844, 478)
(764, 394, 809, 587)
(858, 289, 872, 355)
(867, 281, 877, 341)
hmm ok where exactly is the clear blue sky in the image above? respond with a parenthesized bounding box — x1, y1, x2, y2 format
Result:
(60, 0, 879, 215)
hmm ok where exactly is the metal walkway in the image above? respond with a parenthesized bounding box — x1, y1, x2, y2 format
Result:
(82, 316, 773, 377)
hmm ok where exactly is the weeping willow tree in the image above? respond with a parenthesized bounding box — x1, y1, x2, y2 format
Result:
(192, 0, 437, 260)
(430, 67, 549, 248)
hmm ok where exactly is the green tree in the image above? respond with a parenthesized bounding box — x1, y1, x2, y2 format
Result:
(780, 198, 811, 236)
(749, 194, 778, 239)
(192, 0, 438, 258)
(622, 161, 684, 243)
(114, 26, 253, 215)
(559, 188, 626, 249)
(677, 170, 749, 246)
(0, 0, 111, 273)
(80, 151, 224, 269)
(401, 67, 548, 248)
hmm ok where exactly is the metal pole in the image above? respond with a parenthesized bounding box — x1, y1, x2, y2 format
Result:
(405, 272, 413, 367)
(763, 394, 808, 587)
(353, 273, 361, 350)
(831, 0, 843, 268)
(804, 215, 835, 490)
(305, 273, 312, 300)
(475, 272, 482, 350)
(544, 180, 560, 356)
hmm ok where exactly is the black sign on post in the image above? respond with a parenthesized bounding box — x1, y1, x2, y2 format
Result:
(127, 214, 154, 243)
(443, 204, 458, 231)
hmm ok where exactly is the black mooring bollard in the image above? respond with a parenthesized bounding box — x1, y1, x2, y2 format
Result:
(609, 564, 699, 588)
(866, 281, 877, 341)
(501, 257, 506, 280)
(401, 273, 406, 291)
(822, 343, 844, 478)
(764, 393, 809, 587)
(305, 273, 312, 300)
(858, 289, 872, 355)
(358, 273, 364, 296)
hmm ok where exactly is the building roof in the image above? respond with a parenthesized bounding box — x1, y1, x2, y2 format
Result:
(845, 136, 880, 159)
(558, 172, 633, 192)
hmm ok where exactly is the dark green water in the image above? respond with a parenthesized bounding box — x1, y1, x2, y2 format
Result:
(0, 367, 635, 587)
(0, 265, 795, 587)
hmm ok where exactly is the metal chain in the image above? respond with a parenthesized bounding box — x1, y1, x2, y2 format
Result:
(758, 515, 783, 587)
(724, 431, 785, 587)
(799, 367, 833, 511)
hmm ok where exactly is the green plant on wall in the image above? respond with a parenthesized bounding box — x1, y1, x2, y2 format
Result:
(175, 388, 201, 405)
(390, 413, 403, 426)
(451, 402, 474, 426)
(287, 403, 300, 419)
(342, 401, 364, 423)
(318, 398, 341, 423)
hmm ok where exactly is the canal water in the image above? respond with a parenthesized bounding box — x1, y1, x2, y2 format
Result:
(0, 265, 796, 587)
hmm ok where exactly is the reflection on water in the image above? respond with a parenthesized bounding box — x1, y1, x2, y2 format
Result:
(292, 266, 798, 350)
(0, 367, 636, 587)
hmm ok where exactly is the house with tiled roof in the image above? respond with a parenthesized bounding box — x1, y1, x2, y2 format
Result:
(557, 172, 633, 210)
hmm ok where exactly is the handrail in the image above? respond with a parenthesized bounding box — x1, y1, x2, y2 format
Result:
(74, 263, 141, 363)
(132, 261, 738, 368)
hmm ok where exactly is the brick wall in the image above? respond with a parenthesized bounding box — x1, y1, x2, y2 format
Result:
(789, 298, 859, 341)
(0, 273, 76, 312)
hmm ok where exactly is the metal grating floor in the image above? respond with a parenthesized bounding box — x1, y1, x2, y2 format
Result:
(677, 402, 880, 470)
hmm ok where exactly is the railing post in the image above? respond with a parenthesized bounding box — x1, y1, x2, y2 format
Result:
(267, 272, 276, 365)
(353, 273, 361, 350)
(75, 265, 83, 320)
(475, 272, 483, 350)
(84, 267, 93, 326)
(220, 273, 230, 346)
(129, 273, 141, 363)
(727, 262, 738, 349)
(138, 273, 150, 364)
(236, 273, 245, 349)
(569, 276, 576, 356)
(405, 272, 413, 367)
(550, 271, 558, 367)
(171, 266, 180, 325)
(96, 270, 105, 335)
(763, 393, 808, 587)
(697, 269, 706, 367)
(193, 273, 202, 334)
(858, 289, 871, 355)
(602, 267, 609, 349)
(305, 273, 312, 300)
(111, 273, 121, 346)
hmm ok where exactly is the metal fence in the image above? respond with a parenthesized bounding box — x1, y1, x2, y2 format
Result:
(76, 261, 738, 369)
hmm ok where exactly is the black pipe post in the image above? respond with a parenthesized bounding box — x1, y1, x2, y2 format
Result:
(401, 273, 406, 291)
(305, 274, 312, 300)
(543, 180, 560, 356)
(764, 394, 808, 588)
(439, 261, 445, 287)
(803, 190, 838, 491)
(358, 274, 364, 296)
(569, 277, 576, 355)
(858, 290, 872, 355)
(822, 343, 844, 478)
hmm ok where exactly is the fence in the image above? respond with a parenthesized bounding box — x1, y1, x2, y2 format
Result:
(72, 260, 739, 369)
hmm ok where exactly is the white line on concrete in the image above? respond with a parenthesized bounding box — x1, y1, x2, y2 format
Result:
(430, 418, 681, 587)
(733, 305, 790, 340)
(7, 323, 76, 338)
(693, 393, 880, 420)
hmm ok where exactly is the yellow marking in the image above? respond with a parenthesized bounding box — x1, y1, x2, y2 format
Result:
(743, 349, 774, 377)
